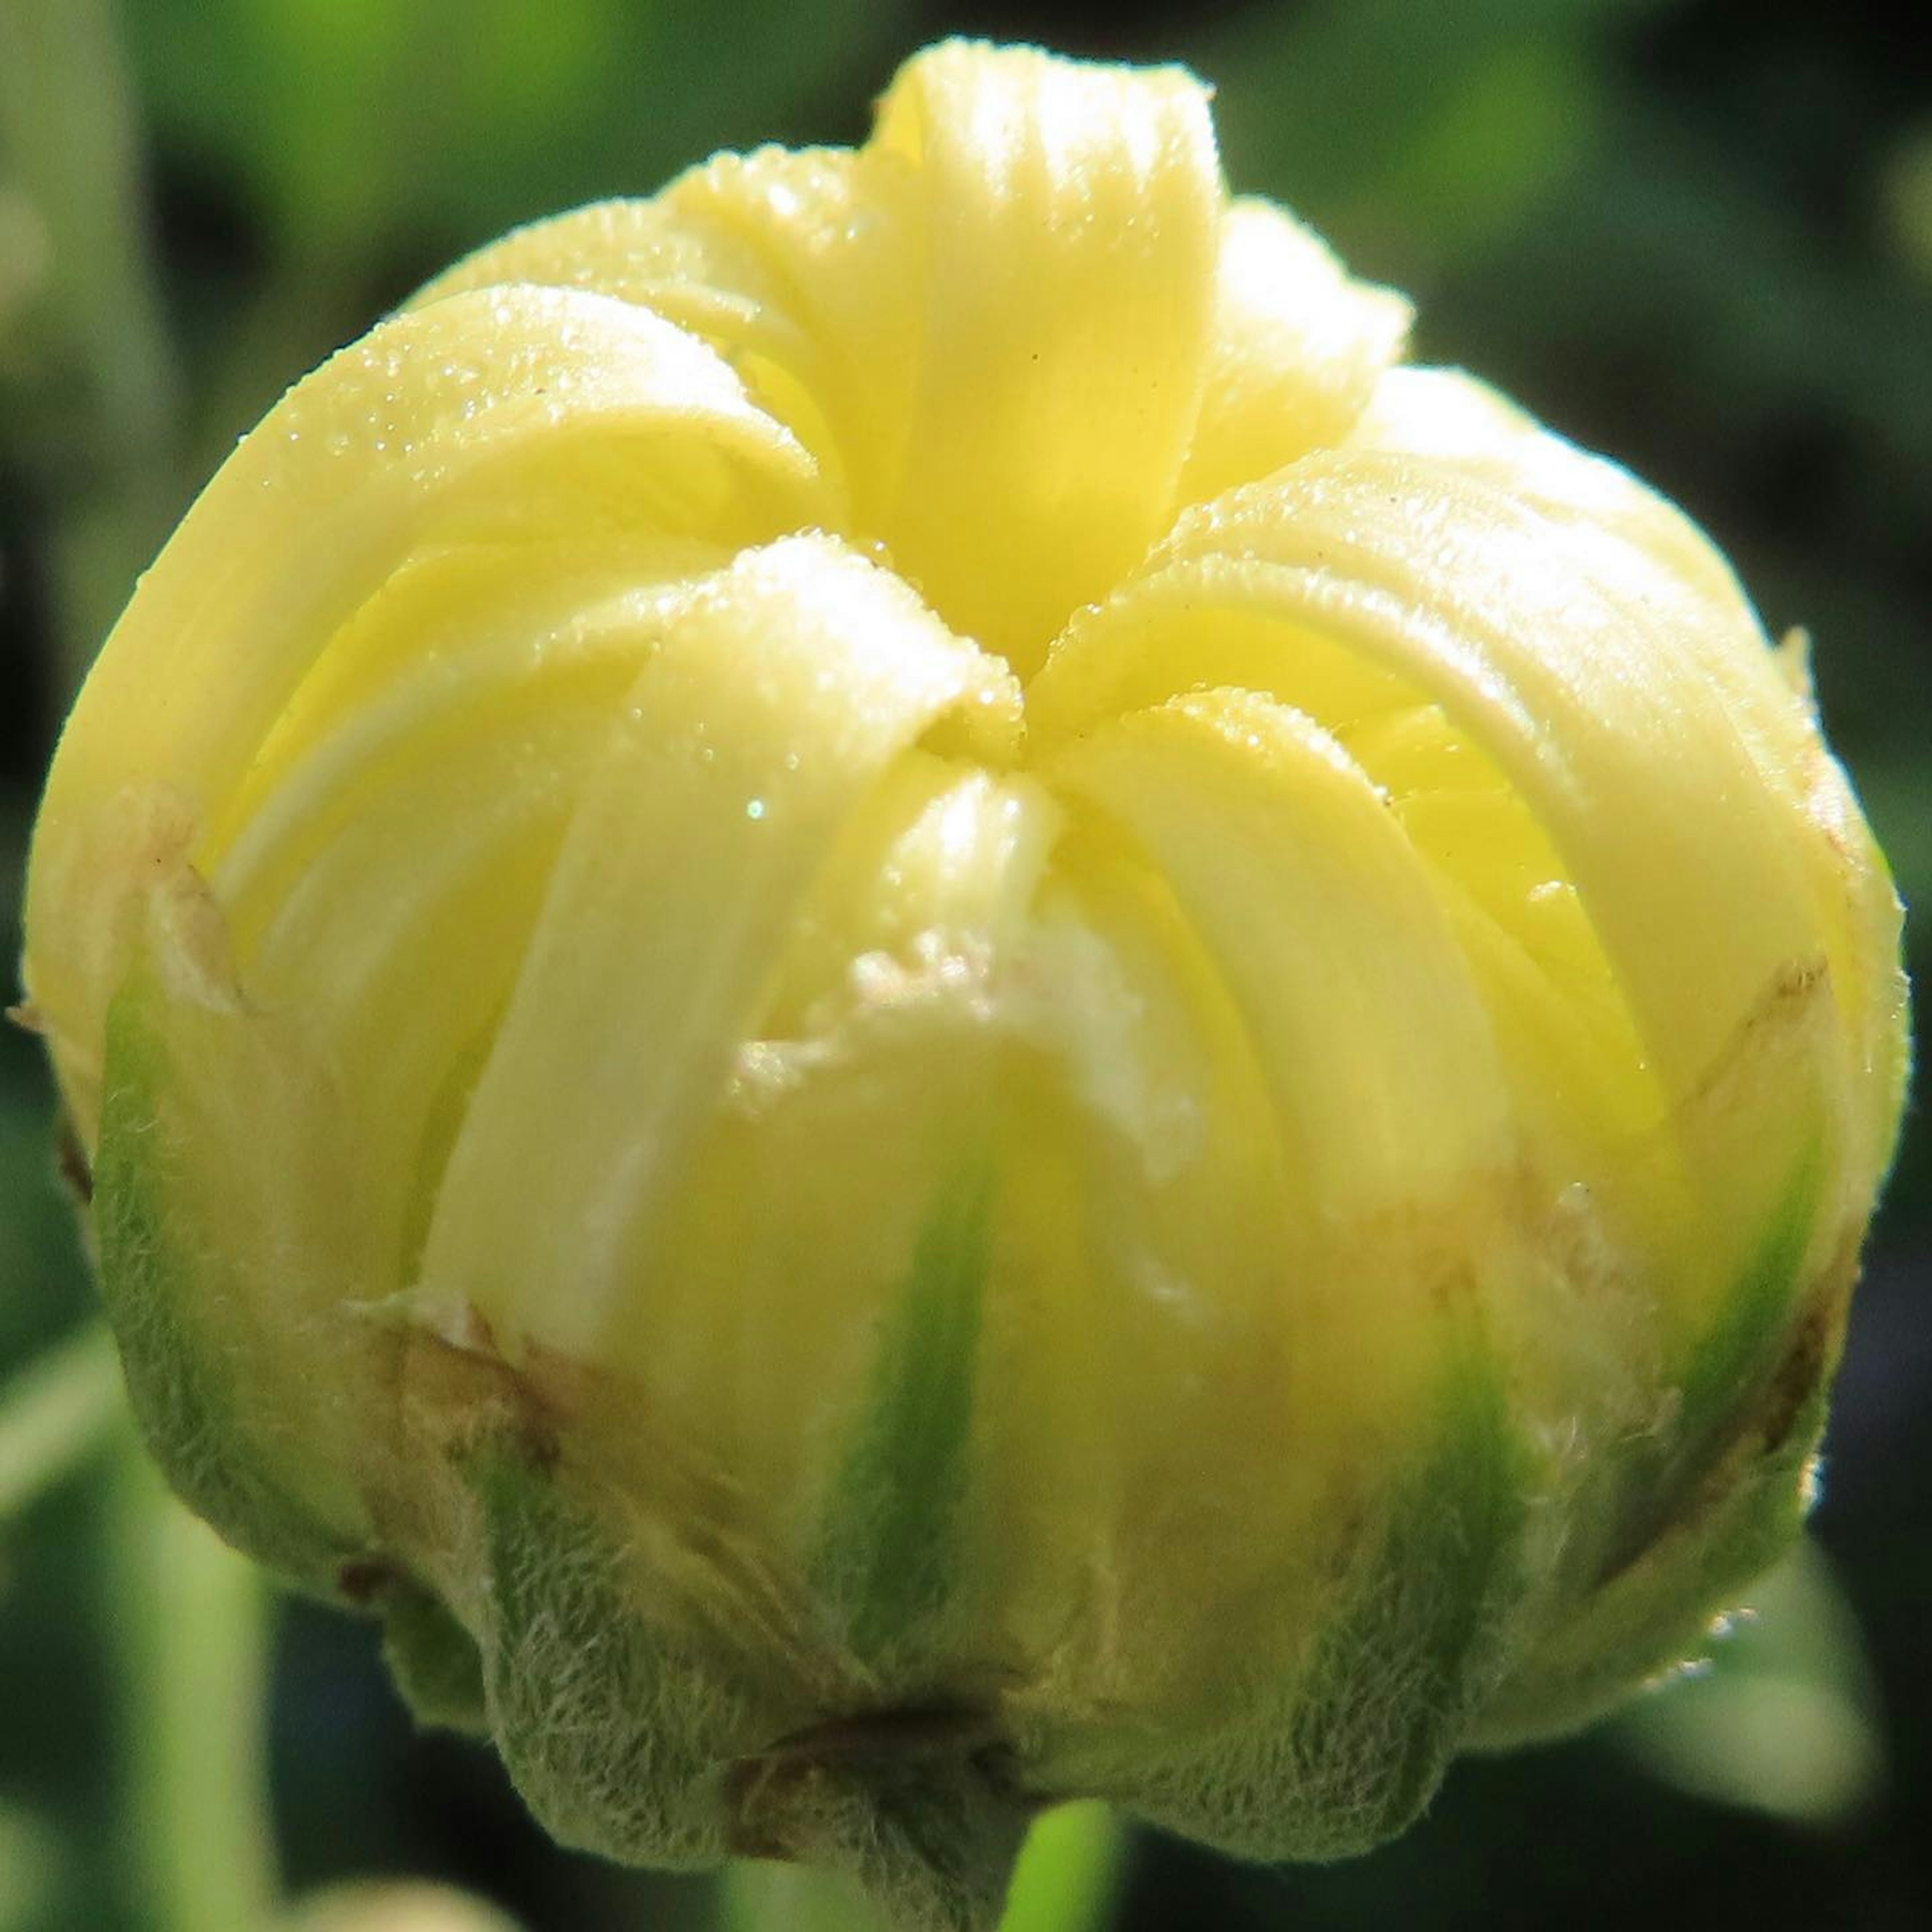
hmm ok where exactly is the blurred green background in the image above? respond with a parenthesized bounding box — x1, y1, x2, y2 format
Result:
(2, 2, 1926, 1928)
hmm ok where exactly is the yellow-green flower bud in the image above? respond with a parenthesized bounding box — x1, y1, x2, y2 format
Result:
(19, 39, 1909, 1932)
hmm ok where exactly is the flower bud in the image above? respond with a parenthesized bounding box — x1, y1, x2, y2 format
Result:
(21, 38, 1908, 1932)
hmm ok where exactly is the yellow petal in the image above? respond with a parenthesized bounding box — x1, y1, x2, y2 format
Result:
(406, 146, 917, 522)
(635, 754, 1063, 1531)
(25, 285, 822, 1123)
(1045, 685, 1511, 1226)
(1034, 439, 1886, 1339)
(412, 42, 1233, 679)
(1177, 198, 1411, 506)
(217, 564, 706, 1291)
(1342, 365, 1763, 647)
(418, 534, 1016, 1361)
(868, 40, 1222, 672)
(1343, 368, 1908, 1206)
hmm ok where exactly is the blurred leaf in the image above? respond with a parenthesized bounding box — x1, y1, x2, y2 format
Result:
(0, 1801, 65, 1931)
(0, 1063, 92, 1369)
(0, 0, 178, 472)
(1199, 0, 1664, 264)
(109, 1447, 279, 1932)
(1607, 1541, 1885, 1828)
(0, 1324, 119, 1527)
(1857, 758, 1932, 949)
(1880, 120, 1932, 287)
(0, 181, 53, 358)
(1473, 95, 1932, 463)
(124, 0, 914, 261)
(0, 0, 185, 700)
(1381, 37, 1602, 256)
(0, 790, 26, 945)
(127, 0, 922, 494)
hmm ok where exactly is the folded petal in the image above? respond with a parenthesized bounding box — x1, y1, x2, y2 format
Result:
(26, 286, 822, 1122)
(418, 534, 1017, 1363)
(407, 146, 919, 522)
(1045, 686, 1511, 1225)
(414, 42, 1234, 678)
(1176, 199, 1411, 507)
(1032, 441, 1891, 1346)
(869, 40, 1221, 671)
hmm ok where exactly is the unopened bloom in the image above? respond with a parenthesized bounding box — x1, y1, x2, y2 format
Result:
(21, 39, 1908, 1932)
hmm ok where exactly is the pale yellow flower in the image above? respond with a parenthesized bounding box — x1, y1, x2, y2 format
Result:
(21, 39, 1909, 1932)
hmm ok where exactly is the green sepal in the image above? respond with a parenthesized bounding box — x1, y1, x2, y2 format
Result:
(457, 1434, 753, 1869)
(462, 1416, 1031, 1930)
(811, 1164, 994, 1667)
(92, 970, 359, 1588)
(1473, 1320, 1834, 1746)
(1478, 1155, 1838, 1744)
(1284, 1347, 1532, 1849)
(1589, 1142, 1825, 1590)
(1670, 1140, 1825, 1453)
(1124, 1349, 1532, 1863)
(380, 1576, 490, 1736)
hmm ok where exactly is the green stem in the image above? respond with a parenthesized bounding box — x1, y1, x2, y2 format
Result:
(997, 1803, 1129, 1932)
(107, 1438, 281, 1932)
(0, 1322, 122, 1521)
(717, 1860, 888, 1932)
(715, 1804, 1130, 1932)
